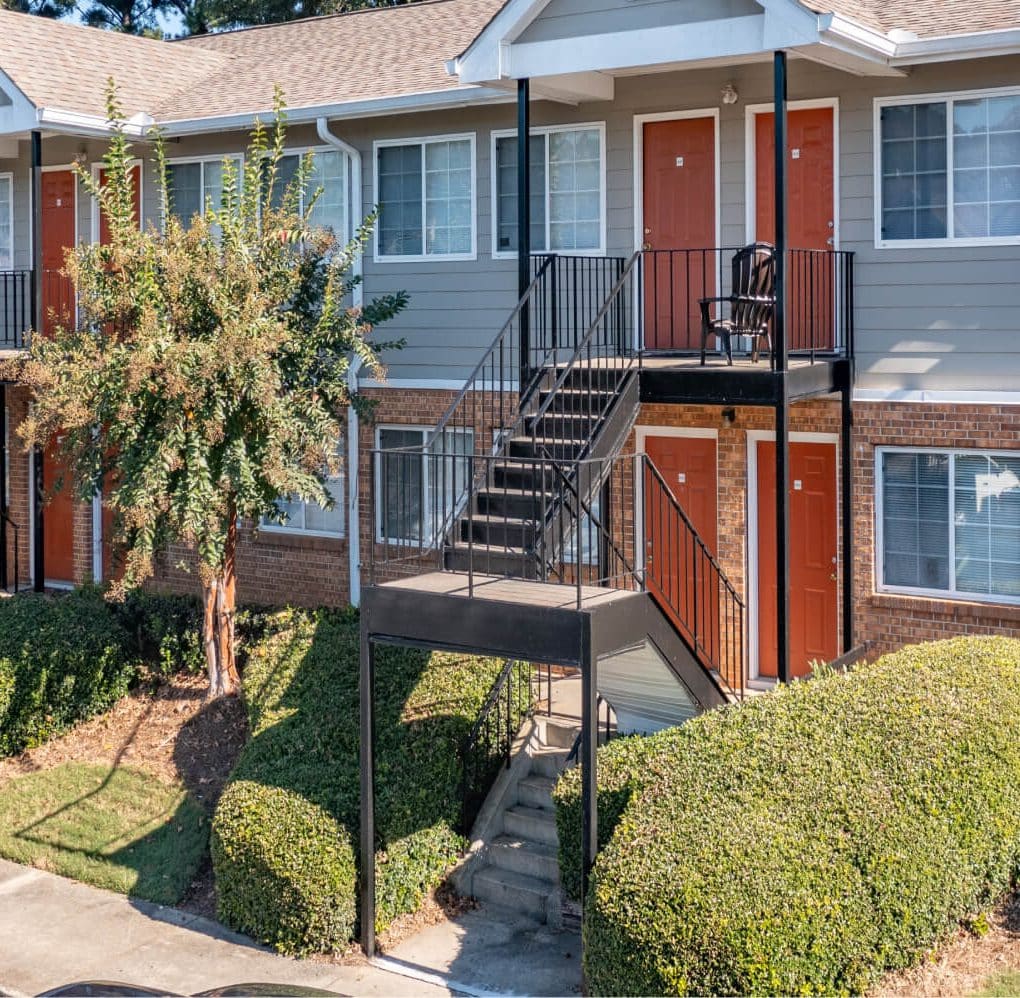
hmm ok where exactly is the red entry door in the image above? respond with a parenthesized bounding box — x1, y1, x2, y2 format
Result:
(42, 438, 75, 585)
(756, 439, 838, 679)
(754, 106, 836, 351)
(642, 117, 717, 350)
(40, 170, 76, 337)
(644, 434, 719, 663)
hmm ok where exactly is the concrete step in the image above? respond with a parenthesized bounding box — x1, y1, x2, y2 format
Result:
(541, 718, 581, 750)
(487, 834, 560, 883)
(517, 774, 557, 811)
(530, 747, 570, 779)
(504, 804, 559, 846)
(472, 865, 555, 921)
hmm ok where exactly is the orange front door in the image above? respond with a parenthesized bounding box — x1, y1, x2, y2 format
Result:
(756, 439, 838, 679)
(42, 440, 75, 585)
(642, 117, 717, 350)
(644, 434, 719, 663)
(754, 106, 836, 351)
(40, 170, 76, 336)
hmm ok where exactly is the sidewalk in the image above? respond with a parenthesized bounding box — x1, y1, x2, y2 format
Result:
(0, 860, 449, 997)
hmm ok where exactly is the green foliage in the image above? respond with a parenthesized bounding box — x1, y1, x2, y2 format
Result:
(212, 780, 356, 956)
(0, 762, 208, 904)
(14, 84, 404, 593)
(211, 607, 506, 954)
(199, 0, 418, 31)
(113, 589, 205, 676)
(0, 589, 138, 756)
(555, 637, 1020, 996)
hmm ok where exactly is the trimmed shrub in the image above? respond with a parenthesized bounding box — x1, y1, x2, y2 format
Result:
(114, 589, 205, 676)
(212, 607, 505, 955)
(556, 637, 1020, 996)
(0, 589, 138, 756)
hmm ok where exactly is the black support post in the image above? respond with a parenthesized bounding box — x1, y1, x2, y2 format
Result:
(30, 130, 44, 594)
(517, 78, 531, 389)
(359, 620, 376, 957)
(580, 641, 598, 906)
(841, 386, 854, 652)
(0, 383, 6, 590)
(773, 52, 791, 683)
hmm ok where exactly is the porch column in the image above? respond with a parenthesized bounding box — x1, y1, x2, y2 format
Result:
(517, 77, 531, 390)
(30, 130, 44, 594)
(580, 649, 598, 906)
(841, 386, 854, 652)
(773, 52, 791, 683)
(0, 383, 6, 589)
(359, 619, 376, 957)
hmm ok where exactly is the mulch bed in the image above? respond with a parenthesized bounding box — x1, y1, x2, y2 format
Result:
(874, 892, 1020, 997)
(0, 670, 248, 919)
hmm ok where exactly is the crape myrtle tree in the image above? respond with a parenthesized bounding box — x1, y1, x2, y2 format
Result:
(14, 84, 406, 697)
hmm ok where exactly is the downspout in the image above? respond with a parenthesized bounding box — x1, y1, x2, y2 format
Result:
(316, 117, 364, 606)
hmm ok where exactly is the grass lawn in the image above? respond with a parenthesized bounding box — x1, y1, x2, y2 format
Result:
(0, 762, 208, 905)
(977, 970, 1020, 997)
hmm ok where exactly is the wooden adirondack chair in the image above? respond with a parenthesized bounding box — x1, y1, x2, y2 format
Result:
(699, 242, 777, 365)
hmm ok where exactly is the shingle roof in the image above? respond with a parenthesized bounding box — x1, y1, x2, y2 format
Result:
(0, 7, 230, 119)
(801, 0, 1020, 39)
(168, 0, 506, 121)
(0, 0, 505, 125)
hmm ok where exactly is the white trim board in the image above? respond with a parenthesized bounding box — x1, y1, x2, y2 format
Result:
(745, 429, 839, 681)
(854, 388, 1020, 406)
(743, 98, 840, 247)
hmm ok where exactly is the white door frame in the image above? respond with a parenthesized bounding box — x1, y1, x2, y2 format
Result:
(746, 429, 839, 680)
(635, 425, 719, 578)
(743, 97, 840, 248)
(632, 108, 722, 352)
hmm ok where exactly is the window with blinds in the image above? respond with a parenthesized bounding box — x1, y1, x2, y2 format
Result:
(879, 449, 1020, 602)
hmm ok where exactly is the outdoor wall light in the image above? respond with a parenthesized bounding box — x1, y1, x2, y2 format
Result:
(722, 407, 737, 426)
(721, 83, 739, 105)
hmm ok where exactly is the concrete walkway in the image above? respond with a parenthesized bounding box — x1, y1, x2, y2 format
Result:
(0, 860, 449, 997)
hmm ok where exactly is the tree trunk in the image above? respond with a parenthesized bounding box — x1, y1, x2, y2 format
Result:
(203, 506, 241, 699)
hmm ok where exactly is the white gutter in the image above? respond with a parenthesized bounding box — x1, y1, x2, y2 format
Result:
(890, 26, 1020, 65)
(316, 116, 364, 607)
(158, 86, 513, 138)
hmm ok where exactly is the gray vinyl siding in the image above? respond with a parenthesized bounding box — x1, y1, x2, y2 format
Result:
(4, 52, 1020, 392)
(518, 0, 759, 43)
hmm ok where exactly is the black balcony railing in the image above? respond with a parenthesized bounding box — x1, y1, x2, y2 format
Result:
(0, 270, 32, 349)
(642, 246, 854, 363)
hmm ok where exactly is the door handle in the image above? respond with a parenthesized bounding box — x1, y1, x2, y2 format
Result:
(642, 242, 652, 251)
(826, 236, 835, 246)
(830, 572, 838, 581)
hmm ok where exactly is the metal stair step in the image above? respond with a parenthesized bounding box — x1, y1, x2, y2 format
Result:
(471, 865, 556, 920)
(487, 834, 560, 883)
(504, 804, 559, 846)
(518, 774, 558, 811)
(507, 436, 588, 460)
(459, 514, 538, 549)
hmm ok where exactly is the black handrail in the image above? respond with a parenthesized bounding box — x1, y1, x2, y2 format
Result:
(460, 658, 540, 834)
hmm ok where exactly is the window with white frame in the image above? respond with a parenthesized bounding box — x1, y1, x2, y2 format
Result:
(262, 149, 350, 238)
(878, 90, 1020, 243)
(375, 425, 474, 543)
(375, 136, 475, 259)
(167, 157, 242, 228)
(0, 173, 12, 269)
(493, 125, 604, 255)
(261, 457, 345, 538)
(878, 448, 1020, 602)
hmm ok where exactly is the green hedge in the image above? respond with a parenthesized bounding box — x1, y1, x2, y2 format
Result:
(211, 607, 505, 955)
(556, 637, 1020, 996)
(0, 589, 139, 756)
(113, 589, 205, 676)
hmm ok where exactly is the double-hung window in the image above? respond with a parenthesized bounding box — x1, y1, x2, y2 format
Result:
(260, 449, 346, 538)
(878, 448, 1020, 603)
(493, 124, 605, 256)
(375, 425, 475, 543)
(877, 89, 1020, 244)
(0, 172, 12, 269)
(167, 156, 243, 228)
(375, 135, 475, 260)
(264, 149, 350, 239)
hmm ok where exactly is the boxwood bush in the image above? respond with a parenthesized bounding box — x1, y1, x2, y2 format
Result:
(556, 637, 1020, 996)
(0, 589, 139, 756)
(211, 607, 506, 955)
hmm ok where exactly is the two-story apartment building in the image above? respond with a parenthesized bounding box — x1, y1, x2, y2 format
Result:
(0, 0, 1018, 711)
